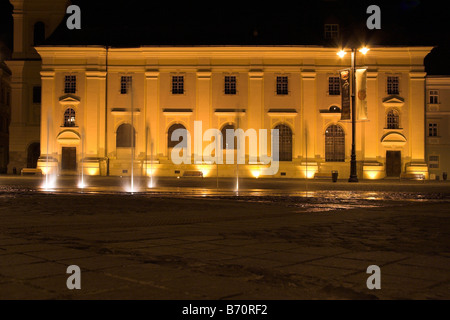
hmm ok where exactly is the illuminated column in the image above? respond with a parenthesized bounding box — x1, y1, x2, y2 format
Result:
(11, 1, 25, 57)
(301, 71, 316, 161)
(409, 72, 427, 163)
(196, 70, 212, 161)
(85, 71, 106, 157)
(248, 70, 263, 132)
(364, 71, 378, 160)
(145, 70, 159, 157)
(40, 70, 55, 157)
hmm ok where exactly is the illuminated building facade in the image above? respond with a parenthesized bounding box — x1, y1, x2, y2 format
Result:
(35, 45, 432, 179)
(426, 76, 450, 180)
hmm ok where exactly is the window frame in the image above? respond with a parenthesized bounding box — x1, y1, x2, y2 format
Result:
(63, 108, 76, 127)
(224, 75, 237, 95)
(428, 155, 439, 169)
(274, 124, 293, 161)
(386, 109, 400, 129)
(428, 122, 438, 137)
(120, 76, 132, 94)
(387, 76, 400, 95)
(116, 123, 136, 148)
(328, 76, 340, 96)
(429, 90, 439, 104)
(171, 75, 185, 95)
(325, 124, 345, 162)
(221, 123, 237, 150)
(324, 24, 339, 40)
(64, 75, 77, 94)
(276, 76, 289, 95)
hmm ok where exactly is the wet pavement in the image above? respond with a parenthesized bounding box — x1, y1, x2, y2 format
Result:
(0, 176, 449, 299)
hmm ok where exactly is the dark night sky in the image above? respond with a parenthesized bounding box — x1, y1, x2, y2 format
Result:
(0, 0, 449, 74)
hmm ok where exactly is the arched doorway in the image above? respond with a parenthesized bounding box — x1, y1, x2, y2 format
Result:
(274, 124, 292, 161)
(325, 125, 345, 162)
(116, 123, 136, 148)
(221, 123, 237, 150)
(167, 123, 187, 149)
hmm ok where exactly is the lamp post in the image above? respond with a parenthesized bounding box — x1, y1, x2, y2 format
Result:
(337, 47, 369, 182)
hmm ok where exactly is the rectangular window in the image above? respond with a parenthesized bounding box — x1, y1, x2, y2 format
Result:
(224, 76, 237, 95)
(328, 76, 340, 95)
(33, 86, 41, 103)
(120, 76, 132, 94)
(64, 75, 77, 94)
(172, 76, 184, 94)
(428, 123, 438, 137)
(324, 24, 339, 39)
(276, 76, 288, 95)
(429, 90, 439, 104)
(387, 76, 399, 95)
(429, 155, 439, 169)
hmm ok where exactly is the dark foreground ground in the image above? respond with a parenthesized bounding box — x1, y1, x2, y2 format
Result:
(0, 176, 449, 300)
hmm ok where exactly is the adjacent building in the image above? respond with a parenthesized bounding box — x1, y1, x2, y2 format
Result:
(426, 76, 450, 180)
(6, 0, 67, 173)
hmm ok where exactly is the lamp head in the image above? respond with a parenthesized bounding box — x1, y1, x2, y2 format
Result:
(337, 50, 347, 58)
(359, 47, 370, 55)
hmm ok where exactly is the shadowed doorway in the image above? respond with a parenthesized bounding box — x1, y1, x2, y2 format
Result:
(386, 151, 401, 177)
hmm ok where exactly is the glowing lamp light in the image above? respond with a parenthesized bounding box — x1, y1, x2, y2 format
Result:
(337, 50, 347, 58)
(366, 171, 379, 180)
(251, 170, 261, 179)
(201, 169, 209, 177)
(359, 47, 370, 55)
(305, 170, 316, 179)
(87, 168, 98, 176)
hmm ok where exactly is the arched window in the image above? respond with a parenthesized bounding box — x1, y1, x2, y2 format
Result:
(274, 124, 292, 161)
(116, 123, 135, 148)
(33, 22, 45, 45)
(221, 123, 237, 150)
(325, 125, 345, 162)
(167, 123, 187, 149)
(63, 108, 76, 127)
(387, 109, 400, 129)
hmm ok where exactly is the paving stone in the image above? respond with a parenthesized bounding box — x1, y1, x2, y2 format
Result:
(0, 253, 45, 266)
(306, 257, 372, 271)
(252, 252, 322, 264)
(26, 248, 97, 261)
(338, 251, 409, 263)
(182, 250, 238, 262)
(29, 271, 138, 295)
(0, 282, 56, 299)
(58, 255, 136, 271)
(0, 262, 66, 280)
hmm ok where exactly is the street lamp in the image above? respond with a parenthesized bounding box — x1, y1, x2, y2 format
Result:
(337, 46, 369, 182)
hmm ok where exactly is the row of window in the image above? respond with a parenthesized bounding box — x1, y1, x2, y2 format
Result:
(60, 106, 406, 131)
(113, 123, 445, 168)
(62, 75, 403, 96)
(116, 122, 345, 162)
